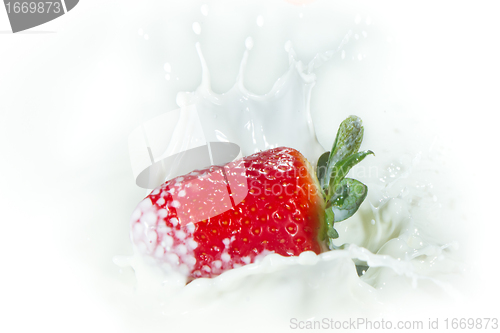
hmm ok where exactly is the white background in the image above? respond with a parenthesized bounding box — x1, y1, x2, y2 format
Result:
(1, 0, 499, 332)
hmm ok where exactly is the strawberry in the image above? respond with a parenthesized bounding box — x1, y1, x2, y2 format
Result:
(130, 115, 373, 280)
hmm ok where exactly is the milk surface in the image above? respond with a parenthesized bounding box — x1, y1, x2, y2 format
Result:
(118, 4, 472, 332)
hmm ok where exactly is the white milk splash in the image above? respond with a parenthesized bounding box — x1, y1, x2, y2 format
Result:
(128, 34, 351, 188)
(118, 35, 463, 332)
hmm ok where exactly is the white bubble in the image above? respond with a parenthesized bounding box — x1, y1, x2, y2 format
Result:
(355, 14, 361, 24)
(187, 239, 198, 250)
(200, 4, 209, 16)
(175, 230, 187, 240)
(186, 222, 195, 233)
(245, 36, 254, 50)
(170, 217, 179, 226)
(165, 253, 179, 265)
(192, 22, 201, 35)
(163, 62, 171, 72)
(158, 209, 168, 218)
(256, 15, 264, 27)
(176, 244, 187, 255)
(221, 253, 231, 262)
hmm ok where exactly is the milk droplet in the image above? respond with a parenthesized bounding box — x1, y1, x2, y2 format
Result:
(355, 14, 361, 24)
(245, 37, 254, 50)
(164, 63, 171, 72)
(138, 28, 143, 36)
(192, 22, 201, 35)
(144, 34, 149, 40)
(200, 4, 209, 16)
(165, 74, 170, 81)
(256, 15, 264, 27)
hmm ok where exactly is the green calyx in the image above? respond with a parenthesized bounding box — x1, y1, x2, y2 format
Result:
(316, 115, 374, 249)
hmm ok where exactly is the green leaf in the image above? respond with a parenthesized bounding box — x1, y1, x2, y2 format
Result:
(327, 150, 374, 202)
(325, 208, 339, 239)
(329, 178, 368, 222)
(329, 115, 364, 166)
(322, 115, 365, 198)
(325, 207, 335, 229)
(316, 151, 330, 194)
(317, 115, 374, 249)
(327, 227, 339, 239)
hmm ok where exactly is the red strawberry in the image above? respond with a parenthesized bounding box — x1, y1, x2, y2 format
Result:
(130, 116, 373, 280)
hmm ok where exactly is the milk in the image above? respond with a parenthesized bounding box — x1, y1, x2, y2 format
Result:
(117, 27, 465, 332)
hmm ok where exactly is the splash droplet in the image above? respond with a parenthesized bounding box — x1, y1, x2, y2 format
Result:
(193, 22, 201, 35)
(138, 28, 143, 36)
(245, 37, 254, 50)
(200, 4, 209, 16)
(144, 34, 149, 40)
(164, 63, 171, 72)
(256, 15, 264, 27)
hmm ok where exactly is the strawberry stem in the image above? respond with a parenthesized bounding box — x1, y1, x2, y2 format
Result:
(316, 115, 374, 247)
